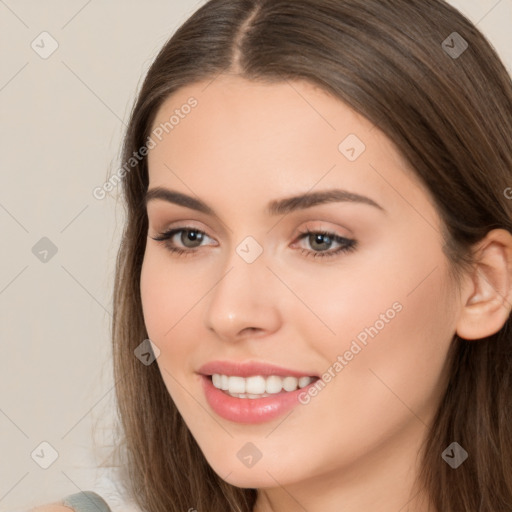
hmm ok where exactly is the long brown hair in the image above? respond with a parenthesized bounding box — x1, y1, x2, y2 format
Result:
(111, 1, 512, 510)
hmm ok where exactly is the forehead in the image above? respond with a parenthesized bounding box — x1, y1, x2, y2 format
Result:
(149, 74, 375, 157)
(146, 74, 434, 219)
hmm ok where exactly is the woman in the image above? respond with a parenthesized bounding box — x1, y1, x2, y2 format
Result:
(35, 0, 512, 510)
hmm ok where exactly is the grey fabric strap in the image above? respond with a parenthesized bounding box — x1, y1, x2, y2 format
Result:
(62, 491, 112, 512)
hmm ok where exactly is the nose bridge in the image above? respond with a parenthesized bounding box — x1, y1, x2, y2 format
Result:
(203, 236, 280, 339)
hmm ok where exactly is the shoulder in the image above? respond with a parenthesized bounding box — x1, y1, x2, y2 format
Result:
(29, 491, 113, 512)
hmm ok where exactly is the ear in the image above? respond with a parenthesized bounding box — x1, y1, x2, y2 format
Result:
(456, 228, 512, 340)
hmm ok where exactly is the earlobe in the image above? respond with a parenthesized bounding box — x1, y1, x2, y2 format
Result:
(456, 229, 512, 340)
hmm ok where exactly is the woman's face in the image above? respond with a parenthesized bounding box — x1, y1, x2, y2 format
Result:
(140, 74, 462, 492)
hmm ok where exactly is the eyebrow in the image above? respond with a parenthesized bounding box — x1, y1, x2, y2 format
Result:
(144, 187, 385, 216)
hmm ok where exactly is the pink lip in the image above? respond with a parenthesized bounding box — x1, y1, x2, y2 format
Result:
(197, 360, 319, 424)
(197, 360, 318, 378)
(201, 376, 318, 424)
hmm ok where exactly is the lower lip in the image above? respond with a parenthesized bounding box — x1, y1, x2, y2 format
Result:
(201, 375, 317, 424)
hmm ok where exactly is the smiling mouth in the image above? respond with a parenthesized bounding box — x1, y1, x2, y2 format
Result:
(209, 374, 319, 398)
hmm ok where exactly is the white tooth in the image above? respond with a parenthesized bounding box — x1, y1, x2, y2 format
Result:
(298, 376, 313, 388)
(212, 374, 221, 388)
(228, 376, 246, 394)
(265, 375, 283, 394)
(245, 376, 266, 394)
(215, 374, 313, 395)
(220, 375, 229, 390)
(282, 376, 298, 392)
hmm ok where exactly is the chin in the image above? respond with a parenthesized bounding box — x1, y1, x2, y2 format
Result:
(200, 447, 301, 489)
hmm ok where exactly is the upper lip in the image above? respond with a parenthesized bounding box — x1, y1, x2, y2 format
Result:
(198, 360, 318, 378)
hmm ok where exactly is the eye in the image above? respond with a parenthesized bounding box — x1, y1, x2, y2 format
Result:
(294, 229, 357, 259)
(150, 227, 215, 256)
(150, 226, 357, 260)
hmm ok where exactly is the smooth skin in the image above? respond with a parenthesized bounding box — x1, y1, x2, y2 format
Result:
(33, 74, 512, 512)
(139, 73, 512, 512)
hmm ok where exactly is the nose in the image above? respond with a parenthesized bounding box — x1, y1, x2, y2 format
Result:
(203, 247, 282, 342)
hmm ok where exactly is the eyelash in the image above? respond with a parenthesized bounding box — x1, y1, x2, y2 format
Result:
(151, 226, 357, 260)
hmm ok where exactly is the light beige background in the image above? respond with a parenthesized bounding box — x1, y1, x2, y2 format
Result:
(1, 1, 511, 511)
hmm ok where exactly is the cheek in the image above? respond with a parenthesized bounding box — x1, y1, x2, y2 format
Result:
(291, 229, 457, 411)
(308, 225, 455, 357)
(140, 250, 200, 339)
(140, 255, 170, 338)
(140, 252, 203, 411)
(139, 249, 213, 401)
(311, 252, 457, 430)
